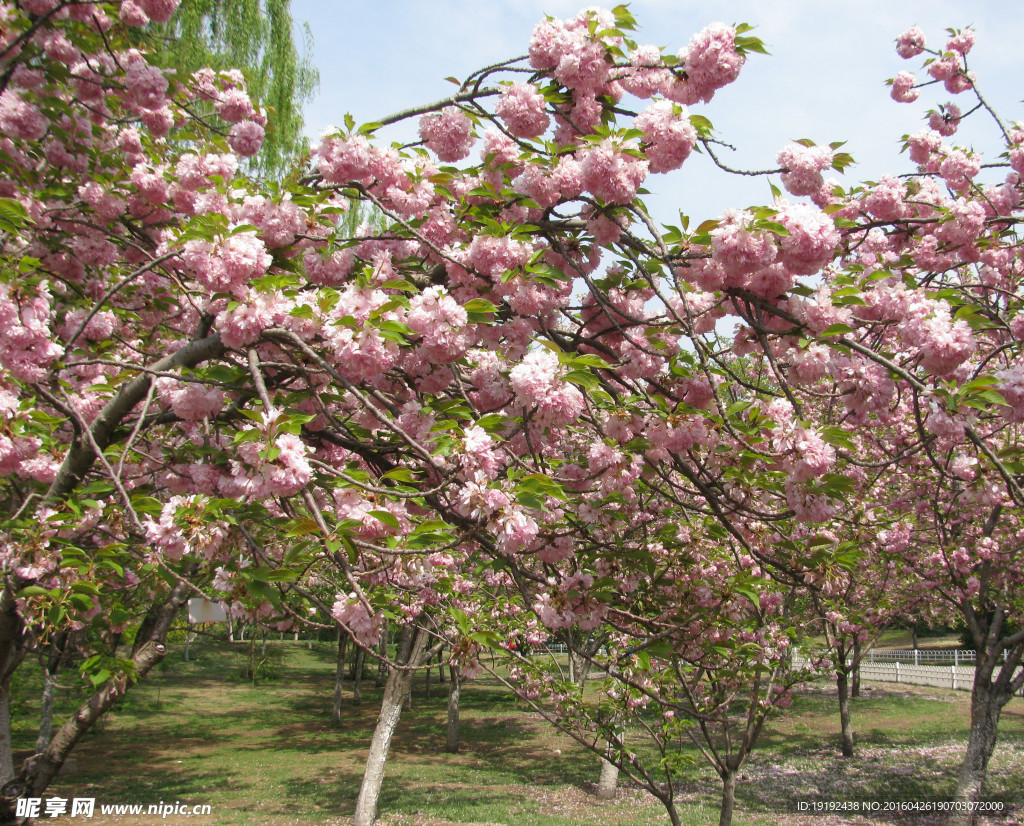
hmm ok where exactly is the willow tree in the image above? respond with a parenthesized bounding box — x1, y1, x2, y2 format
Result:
(135, 0, 319, 177)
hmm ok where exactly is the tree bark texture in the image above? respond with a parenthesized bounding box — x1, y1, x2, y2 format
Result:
(445, 664, 460, 754)
(375, 620, 388, 687)
(837, 668, 855, 758)
(852, 638, 862, 698)
(950, 680, 1006, 825)
(353, 647, 366, 706)
(718, 768, 738, 826)
(353, 624, 429, 826)
(35, 672, 58, 754)
(595, 736, 620, 800)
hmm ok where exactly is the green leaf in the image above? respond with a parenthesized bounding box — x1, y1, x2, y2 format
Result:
(463, 298, 498, 314)
(368, 510, 401, 530)
(564, 369, 601, 389)
(0, 197, 29, 233)
(285, 517, 322, 537)
(382, 467, 418, 482)
(820, 426, 856, 451)
(819, 323, 854, 338)
(563, 353, 615, 369)
(961, 389, 1009, 408)
(69, 593, 94, 612)
(819, 474, 855, 498)
(474, 413, 508, 433)
(382, 279, 418, 292)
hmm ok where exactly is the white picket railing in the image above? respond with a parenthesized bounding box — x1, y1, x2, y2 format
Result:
(859, 660, 978, 691)
(793, 653, 1024, 697)
(867, 648, 976, 666)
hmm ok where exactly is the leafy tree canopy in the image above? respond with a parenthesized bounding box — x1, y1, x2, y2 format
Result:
(134, 0, 319, 177)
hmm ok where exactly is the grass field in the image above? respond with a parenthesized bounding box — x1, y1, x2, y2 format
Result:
(9, 638, 1024, 825)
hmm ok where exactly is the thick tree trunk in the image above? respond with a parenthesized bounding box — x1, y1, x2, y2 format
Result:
(837, 668, 855, 758)
(331, 630, 349, 726)
(353, 625, 428, 826)
(445, 664, 460, 754)
(949, 680, 1006, 825)
(595, 735, 620, 800)
(719, 768, 738, 826)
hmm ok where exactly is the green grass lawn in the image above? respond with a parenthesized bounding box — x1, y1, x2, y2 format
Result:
(9, 638, 1024, 825)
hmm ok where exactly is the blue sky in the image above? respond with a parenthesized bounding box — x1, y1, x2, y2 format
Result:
(289, 1, 1023, 225)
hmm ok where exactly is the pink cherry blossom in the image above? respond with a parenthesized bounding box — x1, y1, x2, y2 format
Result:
(890, 71, 919, 103)
(580, 139, 649, 204)
(895, 26, 926, 59)
(495, 83, 550, 139)
(711, 209, 777, 277)
(777, 203, 840, 275)
(634, 100, 697, 174)
(419, 106, 476, 163)
(228, 121, 265, 157)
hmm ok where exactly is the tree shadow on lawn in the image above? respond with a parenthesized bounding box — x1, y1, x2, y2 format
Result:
(282, 768, 520, 821)
(49, 688, 601, 805)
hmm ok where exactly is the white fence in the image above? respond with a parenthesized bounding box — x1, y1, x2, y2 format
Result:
(867, 648, 976, 666)
(858, 661, 978, 691)
(794, 653, 1024, 697)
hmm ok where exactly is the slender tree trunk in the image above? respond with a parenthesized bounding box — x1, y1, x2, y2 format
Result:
(331, 630, 349, 726)
(353, 647, 366, 706)
(36, 673, 58, 754)
(375, 620, 388, 687)
(852, 638, 861, 698)
(445, 664, 460, 754)
(424, 653, 431, 699)
(837, 667, 855, 758)
(353, 625, 428, 826)
(0, 578, 192, 823)
(595, 733, 621, 800)
(649, 786, 682, 826)
(719, 768, 738, 826)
